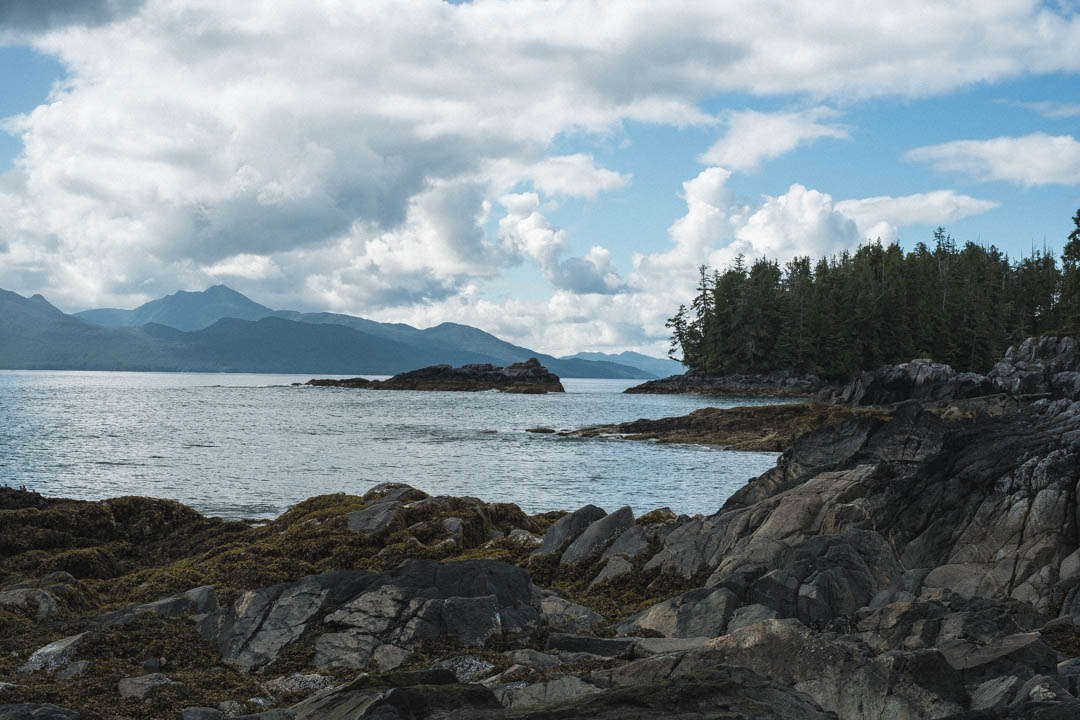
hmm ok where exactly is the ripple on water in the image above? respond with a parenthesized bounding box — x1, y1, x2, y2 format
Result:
(0, 371, 785, 520)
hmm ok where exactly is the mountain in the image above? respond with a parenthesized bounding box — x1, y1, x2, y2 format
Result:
(6, 287, 654, 378)
(74, 285, 275, 331)
(562, 350, 684, 378)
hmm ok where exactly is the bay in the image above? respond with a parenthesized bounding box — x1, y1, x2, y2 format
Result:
(0, 371, 783, 519)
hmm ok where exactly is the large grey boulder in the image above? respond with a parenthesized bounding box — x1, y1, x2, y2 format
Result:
(18, 634, 87, 675)
(312, 559, 539, 671)
(0, 589, 58, 623)
(701, 619, 967, 720)
(531, 505, 606, 559)
(617, 587, 739, 638)
(559, 506, 634, 566)
(198, 570, 376, 672)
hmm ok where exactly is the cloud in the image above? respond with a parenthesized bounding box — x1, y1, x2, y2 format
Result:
(484, 154, 630, 199)
(497, 193, 625, 294)
(699, 107, 849, 172)
(835, 190, 999, 242)
(0, 0, 144, 34)
(905, 133, 1080, 186)
(1018, 101, 1080, 118)
(1, 1, 1079, 326)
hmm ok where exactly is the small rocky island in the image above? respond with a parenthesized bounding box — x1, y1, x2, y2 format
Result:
(307, 358, 565, 394)
(4, 337, 1080, 719)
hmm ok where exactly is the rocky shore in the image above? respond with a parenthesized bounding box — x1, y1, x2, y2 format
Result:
(4, 336, 1080, 719)
(307, 358, 565, 394)
(624, 370, 827, 397)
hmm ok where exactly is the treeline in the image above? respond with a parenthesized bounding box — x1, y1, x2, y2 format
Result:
(667, 210, 1080, 380)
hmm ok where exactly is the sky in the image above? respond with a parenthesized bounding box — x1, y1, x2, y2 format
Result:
(1, 1, 1079, 357)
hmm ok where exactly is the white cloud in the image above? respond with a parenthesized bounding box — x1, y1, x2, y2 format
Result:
(1, 0, 1078, 343)
(202, 254, 282, 280)
(483, 154, 630, 200)
(497, 193, 625, 294)
(699, 107, 849, 172)
(905, 133, 1080, 186)
(835, 190, 999, 242)
(1018, 101, 1080, 118)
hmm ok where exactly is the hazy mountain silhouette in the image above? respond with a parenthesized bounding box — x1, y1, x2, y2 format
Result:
(562, 350, 684, 378)
(5, 286, 654, 378)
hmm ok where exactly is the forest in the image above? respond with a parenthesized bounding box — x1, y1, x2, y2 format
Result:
(666, 209, 1080, 379)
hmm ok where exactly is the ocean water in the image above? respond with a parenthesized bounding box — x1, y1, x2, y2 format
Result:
(0, 371, 785, 520)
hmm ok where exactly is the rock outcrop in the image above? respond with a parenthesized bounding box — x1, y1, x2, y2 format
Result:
(624, 370, 826, 397)
(308, 357, 565, 393)
(6, 337, 1080, 719)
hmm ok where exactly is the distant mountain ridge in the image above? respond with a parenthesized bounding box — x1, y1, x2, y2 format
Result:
(561, 350, 684, 378)
(2, 286, 655, 378)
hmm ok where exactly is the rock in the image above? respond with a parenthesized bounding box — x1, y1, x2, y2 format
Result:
(182, 709, 226, 720)
(0, 706, 84, 720)
(939, 632, 1059, 682)
(309, 359, 565, 394)
(842, 358, 994, 406)
(261, 673, 334, 700)
(0, 588, 58, 622)
(96, 585, 219, 626)
(624, 371, 826, 397)
(582, 657, 837, 720)
(498, 676, 602, 709)
(989, 336, 1080, 399)
(1011, 674, 1073, 704)
(287, 669, 501, 720)
(588, 556, 633, 589)
(603, 524, 652, 560)
(545, 634, 637, 658)
(531, 504, 606, 559)
(346, 501, 404, 537)
(311, 560, 537, 671)
(218, 701, 247, 717)
(117, 673, 182, 699)
(434, 655, 496, 682)
(726, 603, 779, 633)
(0, 684, 15, 696)
(503, 649, 561, 671)
(442, 595, 502, 645)
(970, 675, 1022, 710)
(703, 619, 967, 719)
(54, 661, 91, 682)
(539, 594, 606, 633)
(559, 506, 634, 566)
(617, 587, 739, 638)
(441, 517, 464, 537)
(18, 633, 87, 675)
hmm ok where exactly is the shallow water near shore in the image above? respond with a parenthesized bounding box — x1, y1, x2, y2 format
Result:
(0, 371, 784, 520)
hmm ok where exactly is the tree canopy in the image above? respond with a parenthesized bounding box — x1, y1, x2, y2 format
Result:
(667, 211, 1080, 380)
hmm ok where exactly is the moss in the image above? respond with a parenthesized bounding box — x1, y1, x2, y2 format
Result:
(569, 402, 857, 452)
(1042, 622, 1080, 657)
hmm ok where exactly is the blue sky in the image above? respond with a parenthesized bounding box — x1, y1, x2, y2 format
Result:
(1, 1, 1079, 355)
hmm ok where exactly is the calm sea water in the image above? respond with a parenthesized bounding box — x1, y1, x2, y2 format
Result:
(0, 371, 783, 520)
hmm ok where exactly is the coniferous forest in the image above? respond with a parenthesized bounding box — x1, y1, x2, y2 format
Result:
(666, 209, 1080, 380)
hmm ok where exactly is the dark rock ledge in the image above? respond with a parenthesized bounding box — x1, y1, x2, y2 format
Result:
(4, 337, 1080, 719)
(307, 358, 565, 394)
(624, 370, 828, 397)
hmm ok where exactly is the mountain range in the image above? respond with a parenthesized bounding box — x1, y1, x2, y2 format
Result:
(0, 285, 671, 378)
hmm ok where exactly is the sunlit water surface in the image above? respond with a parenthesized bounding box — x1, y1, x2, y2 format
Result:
(0, 371, 785, 519)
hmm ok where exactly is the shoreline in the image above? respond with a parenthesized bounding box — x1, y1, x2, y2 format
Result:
(4, 338, 1080, 719)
